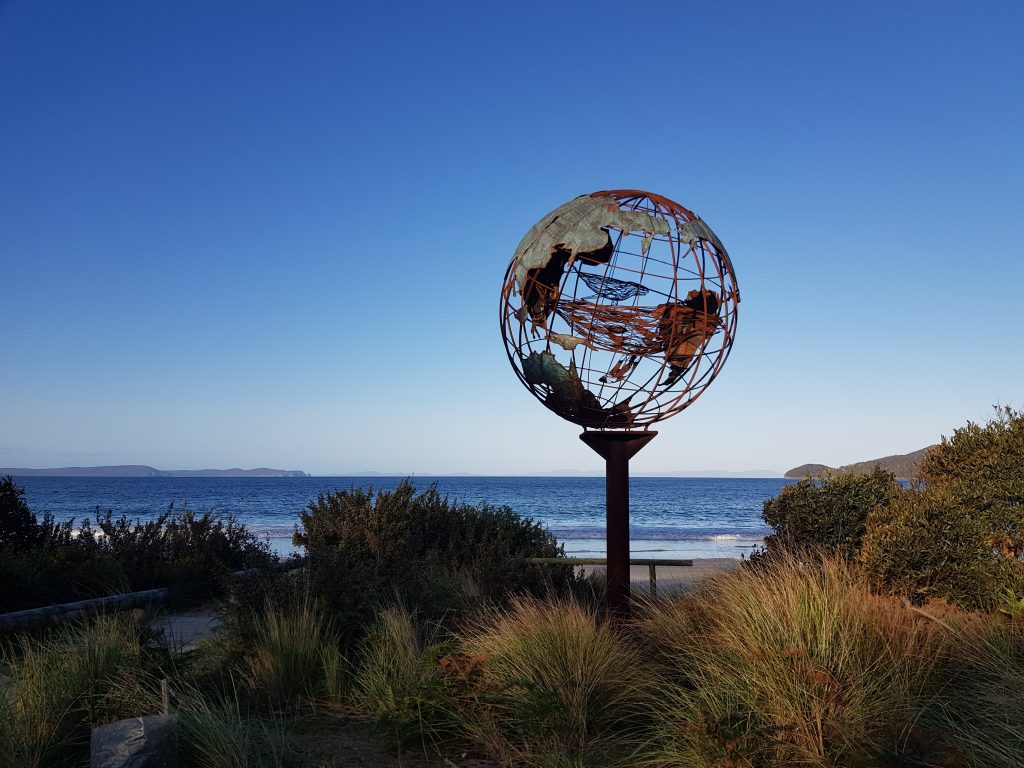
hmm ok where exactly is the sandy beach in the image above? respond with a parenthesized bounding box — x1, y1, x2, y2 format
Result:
(582, 557, 741, 594)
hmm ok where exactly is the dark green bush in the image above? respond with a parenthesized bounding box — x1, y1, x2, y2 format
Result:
(294, 480, 573, 634)
(0, 474, 75, 550)
(758, 408, 1024, 609)
(860, 487, 1023, 608)
(0, 474, 38, 550)
(919, 405, 1024, 558)
(856, 408, 1024, 609)
(0, 478, 273, 611)
(757, 467, 902, 560)
(0, 547, 129, 612)
(90, 505, 274, 603)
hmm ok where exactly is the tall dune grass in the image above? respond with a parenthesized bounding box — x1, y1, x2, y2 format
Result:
(351, 605, 456, 755)
(244, 592, 348, 710)
(637, 555, 950, 767)
(0, 614, 144, 767)
(0, 684, 15, 768)
(925, 617, 1024, 767)
(458, 596, 649, 767)
(174, 678, 293, 768)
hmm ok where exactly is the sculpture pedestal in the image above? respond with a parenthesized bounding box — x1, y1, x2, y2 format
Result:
(579, 430, 657, 617)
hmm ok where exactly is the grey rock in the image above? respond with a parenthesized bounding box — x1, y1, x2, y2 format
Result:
(90, 715, 179, 768)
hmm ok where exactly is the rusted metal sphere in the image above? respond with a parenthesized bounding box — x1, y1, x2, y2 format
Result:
(499, 190, 740, 429)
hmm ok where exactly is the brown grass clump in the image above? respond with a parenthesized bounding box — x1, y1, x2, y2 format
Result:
(636, 555, 951, 767)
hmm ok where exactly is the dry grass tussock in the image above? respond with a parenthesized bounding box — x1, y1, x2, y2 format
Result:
(3, 557, 1022, 768)
(173, 677, 294, 768)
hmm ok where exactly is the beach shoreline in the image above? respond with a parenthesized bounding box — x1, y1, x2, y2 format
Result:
(582, 558, 741, 593)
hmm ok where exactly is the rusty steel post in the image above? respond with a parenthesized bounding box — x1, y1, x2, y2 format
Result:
(580, 430, 657, 617)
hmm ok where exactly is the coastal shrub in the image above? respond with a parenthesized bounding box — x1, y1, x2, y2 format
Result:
(758, 467, 902, 560)
(0, 474, 88, 553)
(854, 408, 1024, 609)
(758, 409, 1024, 607)
(637, 555, 949, 767)
(294, 480, 573, 631)
(0, 546, 129, 612)
(458, 596, 649, 766)
(0, 477, 273, 610)
(860, 487, 1024, 609)
(0, 474, 45, 549)
(91, 505, 274, 602)
(918, 405, 1024, 558)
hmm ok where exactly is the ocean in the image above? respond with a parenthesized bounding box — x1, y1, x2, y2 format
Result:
(12, 476, 794, 559)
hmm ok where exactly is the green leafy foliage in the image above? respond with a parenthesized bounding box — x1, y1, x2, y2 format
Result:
(997, 588, 1024, 621)
(294, 479, 573, 632)
(758, 467, 902, 560)
(0, 474, 75, 550)
(760, 408, 1024, 609)
(860, 488, 1022, 608)
(857, 408, 1024, 609)
(919, 405, 1024, 558)
(0, 474, 39, 549)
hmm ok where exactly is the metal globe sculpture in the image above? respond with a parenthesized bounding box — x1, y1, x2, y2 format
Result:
(500, 190, 740, 429)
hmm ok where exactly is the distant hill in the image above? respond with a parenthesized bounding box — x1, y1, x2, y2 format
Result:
(785, 447, 935, 481)
(1, 465, 308, 478)
(525, 469, 784, 478)
(333, 469, 784, 478)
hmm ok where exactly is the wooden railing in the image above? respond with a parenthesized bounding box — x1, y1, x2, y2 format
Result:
(528, 557, 693, 598)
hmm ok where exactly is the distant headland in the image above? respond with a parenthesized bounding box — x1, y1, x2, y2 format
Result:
(1, 465, 309, 478)
(785, 446, 933, 481)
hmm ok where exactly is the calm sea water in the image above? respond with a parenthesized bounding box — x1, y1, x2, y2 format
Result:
(13, 476, 793, 559)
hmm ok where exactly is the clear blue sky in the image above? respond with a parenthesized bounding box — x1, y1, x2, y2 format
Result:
(2, 0, 1022, 475)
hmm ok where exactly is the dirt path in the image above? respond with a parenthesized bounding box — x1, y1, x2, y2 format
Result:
(150, 610, 219, 652)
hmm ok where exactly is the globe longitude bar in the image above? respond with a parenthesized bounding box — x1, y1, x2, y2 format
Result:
(500, 190, 739, 614)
